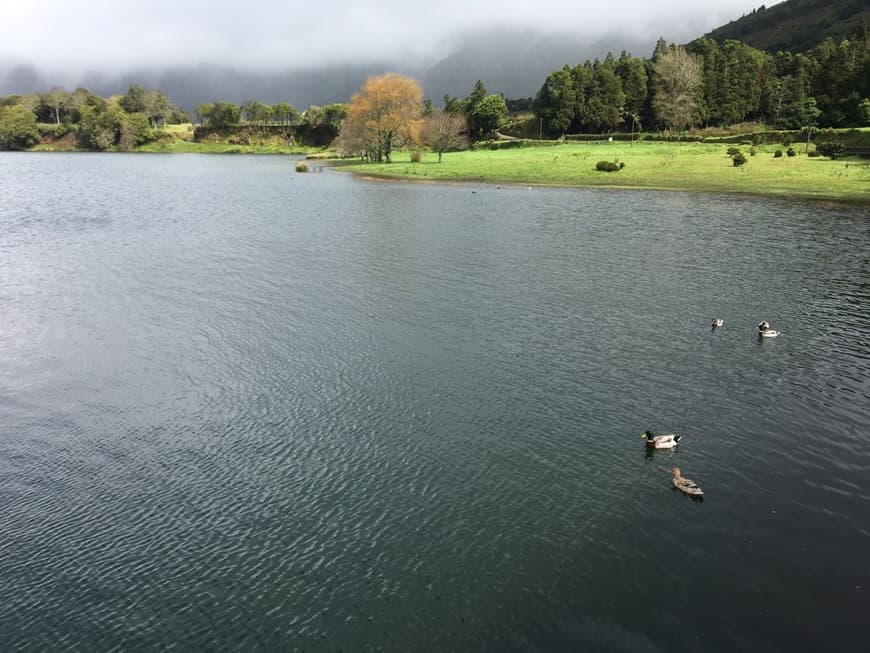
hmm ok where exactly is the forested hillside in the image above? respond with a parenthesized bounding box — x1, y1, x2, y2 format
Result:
(707, 0, 870, 52)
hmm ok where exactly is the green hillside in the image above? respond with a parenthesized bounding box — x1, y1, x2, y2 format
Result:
(707, 0, 870, 52)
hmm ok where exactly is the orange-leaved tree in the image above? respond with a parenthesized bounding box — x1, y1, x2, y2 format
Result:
(344, 73, 423, 163)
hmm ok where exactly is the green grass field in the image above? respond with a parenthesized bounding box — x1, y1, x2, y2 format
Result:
(332, 141, 870, 205)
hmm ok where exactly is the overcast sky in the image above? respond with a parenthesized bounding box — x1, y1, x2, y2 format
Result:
(1, 0, 777, 74)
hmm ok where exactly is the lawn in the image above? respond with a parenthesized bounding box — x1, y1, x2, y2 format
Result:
(332, 141, 870, 205)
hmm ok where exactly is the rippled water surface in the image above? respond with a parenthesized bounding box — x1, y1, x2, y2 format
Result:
(1, 153, 868, 652)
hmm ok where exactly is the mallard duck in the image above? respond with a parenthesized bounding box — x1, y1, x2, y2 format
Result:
(757, 320, 780, 337)
(711, 319, 723, 328)
(641, 430, 682, 449)
(671, 467, 704, 496)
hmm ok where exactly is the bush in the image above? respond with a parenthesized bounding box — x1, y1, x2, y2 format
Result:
(0, 105, 40, 150)
(807, 150, 820, 157)
(410, 150, 421, 163)
(726, 146, 742, 157)
(773, 149, 783, 158)
(749, 146, 756, 156)
(596, 160, 620, 172)
(295, 161, 309, 172)
(786, 147, 796, 157)
(816, 141, 845, 159)
(731, 152, 747, 166)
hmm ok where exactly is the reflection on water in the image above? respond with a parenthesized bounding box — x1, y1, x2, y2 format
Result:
(0, 153, 868, 652)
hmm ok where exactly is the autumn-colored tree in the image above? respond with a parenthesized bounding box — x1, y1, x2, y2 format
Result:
(345, 73, 423, 162)
(422, 110, 468, 162)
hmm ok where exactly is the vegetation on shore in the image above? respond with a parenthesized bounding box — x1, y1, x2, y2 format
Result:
(329, 138, 870, 205)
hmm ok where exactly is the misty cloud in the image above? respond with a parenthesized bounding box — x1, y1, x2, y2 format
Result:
(2, 0, 774, 75)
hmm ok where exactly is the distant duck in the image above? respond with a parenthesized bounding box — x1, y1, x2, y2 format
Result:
(711, 318, 724, 328)
(641, 430, 682, 449)
(671, 467, 704, 497)
(757, 320, 780, 337)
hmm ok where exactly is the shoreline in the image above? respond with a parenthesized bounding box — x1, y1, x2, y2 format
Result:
(323, 142, 870, 208)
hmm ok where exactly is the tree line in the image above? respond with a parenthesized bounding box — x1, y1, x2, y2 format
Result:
(2, 26, 867, 154)
(0, 84, 350, 150)
(0, 84, 188, 151)
(533, 29, 870, 137)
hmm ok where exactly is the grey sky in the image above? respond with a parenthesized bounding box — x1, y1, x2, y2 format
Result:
(1, 0, 775, 74)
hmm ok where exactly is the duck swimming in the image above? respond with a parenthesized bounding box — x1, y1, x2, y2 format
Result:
(671, 467, 704, 496)
(641, 430, 682, 449)
(757, 320, 780, 337)
(711, 319, 723, 328)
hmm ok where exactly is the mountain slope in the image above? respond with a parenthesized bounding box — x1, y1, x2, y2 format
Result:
(706, 0, 870, 52)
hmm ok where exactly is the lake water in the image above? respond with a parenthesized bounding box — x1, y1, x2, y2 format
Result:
(0, 153, 868, 652)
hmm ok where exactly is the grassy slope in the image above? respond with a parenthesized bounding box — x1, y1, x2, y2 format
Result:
(331, 141, 870, 205)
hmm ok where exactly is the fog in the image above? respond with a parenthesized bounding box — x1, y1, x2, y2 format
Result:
(2, 0, 773, 75)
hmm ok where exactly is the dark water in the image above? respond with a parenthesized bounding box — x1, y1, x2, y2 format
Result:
(0, 153, 868, 652)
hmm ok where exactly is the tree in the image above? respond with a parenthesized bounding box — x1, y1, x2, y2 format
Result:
(195, 102, 214, 127)
(344, 73, 423, 162)
(142, 89, 171, 128)
(467, 94, 507, 140)
(302, 103, 347, 145)
(0, 105, 39, 150)
(652, 46, 703, 131)
(272, 102, 299, 124)
(118, 112, 154, 150)
(77, 104, 121, 150)
(119, 84, 146, 114)
(43, 86, 69, 125)
(208, 102, 240, 130)
(422, 110, 468, 162)
(583, 63, 625, 132)
(616, 52, 648, 118)
(534, 66, 576, 136)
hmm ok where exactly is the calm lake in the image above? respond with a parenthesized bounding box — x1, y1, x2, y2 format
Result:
(0, 153, 868, 652)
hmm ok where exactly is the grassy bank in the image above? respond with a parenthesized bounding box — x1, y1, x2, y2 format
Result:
(331, 141, 870, 205)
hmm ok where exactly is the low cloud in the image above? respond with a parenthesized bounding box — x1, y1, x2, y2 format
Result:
(1, 0, 771, 76)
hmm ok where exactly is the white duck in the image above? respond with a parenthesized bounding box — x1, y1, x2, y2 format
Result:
(641, 430, 682, 449)
(671, 467, 704, 496)
(711, 319, 723, 328)
(757, 320, 780, 337)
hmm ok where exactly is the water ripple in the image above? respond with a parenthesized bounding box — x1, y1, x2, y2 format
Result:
(0, 154, 867, 652)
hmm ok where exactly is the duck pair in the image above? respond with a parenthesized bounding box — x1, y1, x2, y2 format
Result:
(641, 430, 704, 497)
(711, 318, 780, 337)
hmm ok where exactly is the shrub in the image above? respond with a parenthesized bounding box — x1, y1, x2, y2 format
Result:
(410, 150, 421, 163)
(786, 147, 796, 157)
(0, 105, 40, 150)
(619, 161, 625, 169)
(807, 150, 820, 157)
(595, 160, 620, 172)
(816, 141, 845, 159)
(773, 149, 783, 158)
(749, 146, 756, 156)
(731, 152, 747, 166)
(295, 161, 309, 172)
(726, 146, 742, 157)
